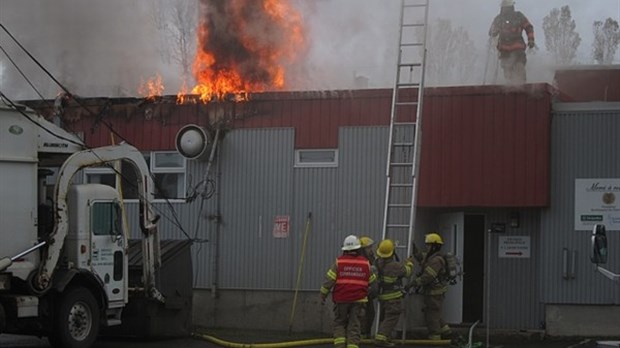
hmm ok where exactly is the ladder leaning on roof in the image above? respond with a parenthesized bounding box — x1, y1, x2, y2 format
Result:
(381, 0, 429, 271)
(377, 0, 430, 340)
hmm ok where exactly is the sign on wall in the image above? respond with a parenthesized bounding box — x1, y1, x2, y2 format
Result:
(498, 236, 530, 258)
(272, 215, 290, 238)
(575, 179, 620, 231)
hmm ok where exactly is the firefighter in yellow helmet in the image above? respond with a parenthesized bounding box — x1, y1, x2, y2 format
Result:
(358, 236, 377, 338)
(320, 235, 377, 348)
(374, 239, 413, 347)
(411, 232, 451, 340)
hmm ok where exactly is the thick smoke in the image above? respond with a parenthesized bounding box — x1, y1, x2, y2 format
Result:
(194, 0, 305, 91)
(0, 0, 617, 99)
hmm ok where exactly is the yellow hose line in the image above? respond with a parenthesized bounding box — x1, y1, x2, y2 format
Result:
(193, 333, 451, 347)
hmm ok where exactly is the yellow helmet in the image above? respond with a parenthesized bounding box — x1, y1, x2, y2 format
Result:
(360, 236, 374, 248)
(376, 239, 395, 258)
(425, 233, 444, 245)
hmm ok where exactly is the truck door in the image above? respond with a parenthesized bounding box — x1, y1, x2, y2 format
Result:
(90, 201, 126, 306)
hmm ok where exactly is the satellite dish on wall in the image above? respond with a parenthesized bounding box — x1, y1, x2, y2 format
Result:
(175, 124, 211, 160)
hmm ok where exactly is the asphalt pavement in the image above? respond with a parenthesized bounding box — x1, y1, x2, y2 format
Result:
(1, 332, 617, 348)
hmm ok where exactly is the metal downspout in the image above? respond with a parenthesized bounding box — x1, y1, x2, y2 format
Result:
(211, 147, 222, 298)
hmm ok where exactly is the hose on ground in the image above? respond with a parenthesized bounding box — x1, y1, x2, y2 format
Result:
(193, 333, 451, 347)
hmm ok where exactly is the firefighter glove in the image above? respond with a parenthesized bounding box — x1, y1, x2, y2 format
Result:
(320, 293, 327, 305)
(528, 40, 535, 49)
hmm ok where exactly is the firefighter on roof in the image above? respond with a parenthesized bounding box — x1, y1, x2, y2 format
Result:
(488, 0, 535, 84)
(320, 235, 377, 348)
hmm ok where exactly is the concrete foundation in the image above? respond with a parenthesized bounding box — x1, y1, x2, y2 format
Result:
(193, 289, 426, 334)
(545, 304, 620, 337)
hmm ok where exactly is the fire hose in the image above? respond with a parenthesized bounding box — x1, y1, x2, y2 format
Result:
(193, 333, 451, 347)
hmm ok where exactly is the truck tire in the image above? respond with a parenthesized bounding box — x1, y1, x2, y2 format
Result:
(49, 287, 100, 348)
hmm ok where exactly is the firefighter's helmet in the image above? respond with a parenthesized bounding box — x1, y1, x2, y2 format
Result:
(501, 0, 515, 7)
(360, 236, 375, 248)
(425, 233, 444, 245)
(376, 239, 395, 258)
(342, 235, 361, 251)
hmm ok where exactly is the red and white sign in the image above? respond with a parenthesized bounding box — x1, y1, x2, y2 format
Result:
(498, 236, 530, 258)
(272, 215, 290, 238)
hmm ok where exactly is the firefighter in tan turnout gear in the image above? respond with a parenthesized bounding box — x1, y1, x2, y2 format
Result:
(374, 239, 413, 347)
(320, 235, 377, 348)
(411, 233, 452, 340)
(488, 0, 535, 84)
(358, 236, 377, 338)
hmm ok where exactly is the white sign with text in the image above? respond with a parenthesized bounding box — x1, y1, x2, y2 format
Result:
(498, 236, 530, 258)
(575, 179, 620, 231)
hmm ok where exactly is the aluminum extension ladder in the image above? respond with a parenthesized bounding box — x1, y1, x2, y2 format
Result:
(377, 0, 430, 341)
(381, 0, 429, 267)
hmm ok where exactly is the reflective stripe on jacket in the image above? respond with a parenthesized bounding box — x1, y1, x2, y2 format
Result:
(321, 254, 374, 303)
(414, 252, 448, 295)
(376, 257, 413, 301)
(489, 10, 534, 52)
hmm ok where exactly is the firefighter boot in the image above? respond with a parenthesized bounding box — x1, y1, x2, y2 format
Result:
(428, 334, 442, 341)
(439, 324, 452, 336)
(374, 334, 395, 347)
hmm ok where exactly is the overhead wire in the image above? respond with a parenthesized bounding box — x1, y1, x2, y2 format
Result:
(0, 22, 193, 241)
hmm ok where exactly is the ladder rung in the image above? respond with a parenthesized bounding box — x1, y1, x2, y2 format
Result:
(387, 224, 410, 228)
(393, 142, 414, 147)
(390, 162, 413, 167)
(390, 183, 413, 187)
(403, 23, 425, 28)
(395, 101, 418, 106)
(393, 122, 416, 126)
(395, 245, 408, 249)
(400, 43, 424, 47)
(399, 63, 422, 68)
(397, 82, 420, 88)
(388, 204, 412, 208)
(404, 4, 427, 8)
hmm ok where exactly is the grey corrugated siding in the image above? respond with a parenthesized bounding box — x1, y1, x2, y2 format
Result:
(484, 209, 543, 329)
(540, 103, 620, 304)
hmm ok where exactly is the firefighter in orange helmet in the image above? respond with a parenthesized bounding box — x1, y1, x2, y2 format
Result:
(320, 235, 377, 348)
(489, 0, 535, 84)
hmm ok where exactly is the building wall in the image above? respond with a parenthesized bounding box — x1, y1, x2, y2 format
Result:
(539, 103, 620, 336)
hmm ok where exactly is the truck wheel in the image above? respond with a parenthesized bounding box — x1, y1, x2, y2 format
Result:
(49, 287, 100, 348)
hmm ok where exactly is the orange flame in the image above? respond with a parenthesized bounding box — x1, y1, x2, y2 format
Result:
(177, 0, 306, 104)
(138, 75, 164, 100)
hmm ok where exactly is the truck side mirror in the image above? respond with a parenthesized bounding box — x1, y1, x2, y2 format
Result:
(591, 224, 608, 265)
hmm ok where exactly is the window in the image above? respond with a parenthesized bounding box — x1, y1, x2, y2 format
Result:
(150, 152, 186, 200)
(91, 202, 121, 236)
(294, 149, 338, 168)
(83, 151, 186, 201)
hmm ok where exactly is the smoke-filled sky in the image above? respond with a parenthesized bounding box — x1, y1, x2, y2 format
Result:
(0, 0, 618, 99)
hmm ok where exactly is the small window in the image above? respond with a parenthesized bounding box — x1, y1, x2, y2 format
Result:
(91, 202, 121, 236)
(83, 151, 186, 201)
(294, 149, 338, 168)
(150, 151, 186, 200)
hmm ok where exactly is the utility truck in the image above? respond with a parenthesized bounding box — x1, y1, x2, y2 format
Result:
(0, 100, 163, 348)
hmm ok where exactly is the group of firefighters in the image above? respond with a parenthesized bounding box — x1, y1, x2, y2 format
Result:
(318, 2, 537, 347)
(320, 233, 450, 348)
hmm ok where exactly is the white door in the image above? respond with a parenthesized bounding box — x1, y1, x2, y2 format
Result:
(438, 212, 464, 323)
(90, 200, 126, 306)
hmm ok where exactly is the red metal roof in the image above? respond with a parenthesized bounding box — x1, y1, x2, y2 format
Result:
(23, 83, 552, 207)
(554, 66, 620, 102)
